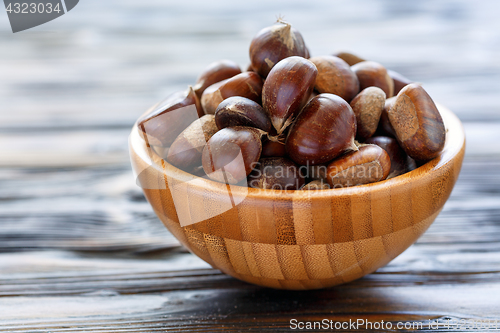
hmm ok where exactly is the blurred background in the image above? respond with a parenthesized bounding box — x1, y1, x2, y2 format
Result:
(0, 0, 499, 275)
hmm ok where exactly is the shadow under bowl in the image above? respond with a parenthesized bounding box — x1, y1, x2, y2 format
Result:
(129, 105, 465, 290)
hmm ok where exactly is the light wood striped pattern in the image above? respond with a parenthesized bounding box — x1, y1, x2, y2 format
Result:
(129, 105, 465, 290)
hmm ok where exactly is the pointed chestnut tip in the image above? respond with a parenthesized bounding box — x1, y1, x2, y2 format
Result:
(349, 138, 359, 152)
(276, 17, 290, 26)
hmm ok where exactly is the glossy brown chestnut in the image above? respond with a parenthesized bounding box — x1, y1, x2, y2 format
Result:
(193, 60, 242, 97)
(167, 115, 218, 171)
(326, 144, 391, 188)
(332, 51, 366, 66)
(365, 136, 408, 177)
(351, 61, 394, 98)
(261, 140, 286, 157)
(262, 56, 318, 134)
(307, 163, 329, 181)
(215, 96, 272, 132)
(300, 179, 330, 190)
(202, 126, 264, 184)
(248, 157, 305, 190)
(306, 90, 319, 104)
(387, 83, 446, 161)
(201, 72, 263, 115)
(304, 46, 311, 59)
(249, 20, 308, 78)
(138, 86, 203, 147)
(309, 55, 360, 102)
(376, 96, 397, 137)
(387, 69, 412, 95)
(350, 87, 386, 140)
(286, 93, 357, 165)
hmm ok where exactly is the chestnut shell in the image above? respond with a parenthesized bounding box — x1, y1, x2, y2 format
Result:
(262, 56, 318, 134)
(249, 21, 308, 78)
(326, 144, 391, 188)
(202, 126, 263, 184)
(286, 93, 357, 165)
(201, 72, 263, 115)
(248, 157, 305, 190)
(310, 55, 360, 102)
(351, 61, 394, 98)
(365, 136, 408, 177)
(193, 60, 242, 97)
(167, 115, 218, 171)
(138, 86, 203, 148)
(387, 84, 445, 161)
(215, 96, 271, 132)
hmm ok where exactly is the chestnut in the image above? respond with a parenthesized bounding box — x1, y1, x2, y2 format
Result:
(310, 55, 360, 102)
(248, 157, 305, 190)
(262, 56, 318, 134)
(351, 61, 394, 98)
(201, 72, 263, 115)
(365, 136, 408, 177)
(326, 144, 391, 188)
(332, 51, 366, 66)
(151, 145, 169, 160)
(304, 46, 311, 59)
(215, 96, 272, 132)
(261, 140, 286, 157)
(307, 163, 329, 181)
(138, 86, 203, 147)
(375, 96, 397, 137)
(202, 126, 264, 184)
(350, 87, 386, 140)
(387, 84, 445, 161)
(387, 69, 412, 95)
(167, 115, 218, 171)
(301, 180, 330, 191)
(249, 20, 308, 78)
(193, 60, 242, 97)
(307, 90, 319, 104)
(286, 93, 357, 165)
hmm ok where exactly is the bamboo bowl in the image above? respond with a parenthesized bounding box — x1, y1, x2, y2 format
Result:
(129, 105, 465, 290)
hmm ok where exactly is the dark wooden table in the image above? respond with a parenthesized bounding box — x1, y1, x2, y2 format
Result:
(1, 1, 500, 331)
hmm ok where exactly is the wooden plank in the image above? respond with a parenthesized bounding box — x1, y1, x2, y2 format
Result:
(0, 166, 180, 252)
(0, 246, 499, 331)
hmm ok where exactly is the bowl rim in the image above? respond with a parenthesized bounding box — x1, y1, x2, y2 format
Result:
(130, 104, 465, 200)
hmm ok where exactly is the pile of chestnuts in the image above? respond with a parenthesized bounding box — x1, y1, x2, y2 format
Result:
(138, 20, 446, 191)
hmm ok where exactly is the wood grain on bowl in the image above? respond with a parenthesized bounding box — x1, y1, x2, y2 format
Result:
(130, 105, 465, 290)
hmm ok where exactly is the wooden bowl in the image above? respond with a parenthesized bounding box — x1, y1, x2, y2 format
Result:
(129, 105, 465, 290)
